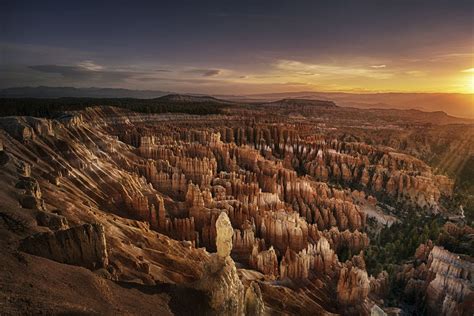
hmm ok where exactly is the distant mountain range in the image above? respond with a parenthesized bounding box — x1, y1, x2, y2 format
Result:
(263, 98, 337, 108)
(223, 91, 474, 119)
(0, 86, 169, 99)
(157, 93, 235, 104)
(1, 86, 472, 119)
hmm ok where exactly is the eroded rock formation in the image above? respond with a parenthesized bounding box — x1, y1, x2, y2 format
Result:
(425, 246, 473, 316)
(401, 237, 473, 316)
(194, 212, 264, 315)
(19, 223, 108, 270)
(0, 104, 465, 315)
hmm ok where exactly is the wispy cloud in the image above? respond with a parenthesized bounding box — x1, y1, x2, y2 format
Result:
(430, 52, 474, 62)
(77, 60, 104, 71)
(184, 68, 222, 77)
(275, 60, 393, 79)
(405, 70, 426, 77)
(30, 65, 91, 78)
(371, 64, 386, 69)
(203, 69, 221, 77)
(24, 60, 232, 88)
(29, 63, 141, 81)
(461, 68, 474, 73)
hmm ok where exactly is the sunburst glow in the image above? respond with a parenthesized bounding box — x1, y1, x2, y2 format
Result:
(469, 75, 474, 93)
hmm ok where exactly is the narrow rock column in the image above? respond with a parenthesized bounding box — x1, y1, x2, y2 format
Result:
(194, 212, 265, 315)
(216, 211, 234, 259)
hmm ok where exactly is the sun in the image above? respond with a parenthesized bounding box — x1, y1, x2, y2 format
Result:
(469, 75, 474, 93)
(461, 68, 474, 93)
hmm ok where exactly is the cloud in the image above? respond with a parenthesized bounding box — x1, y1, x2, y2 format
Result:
(132, 76, 222, 85)
(405, 70, 426, 77)
(184, 68, 221, 77)
(283, 81, 309, 86)
(275, 60, 393, 79)
(29, 63, 141, 82)
(26, 61, 231, 88)
(77, 60, 104, 71)
(430, 53, 473, 62)
(29, 65, 91, 79)
(134, 77, 161, 82)
(203, 69, 221, 77)
(461, 68, 474, 73)
(371, 64, 386, 68)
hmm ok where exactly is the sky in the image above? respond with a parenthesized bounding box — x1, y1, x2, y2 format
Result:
(1, 0, 473, 94)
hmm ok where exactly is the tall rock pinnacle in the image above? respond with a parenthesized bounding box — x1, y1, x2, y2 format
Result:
(216, 212, 234, 259)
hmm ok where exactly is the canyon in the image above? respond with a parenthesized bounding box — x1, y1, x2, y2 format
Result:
(0, 97, 472, 315)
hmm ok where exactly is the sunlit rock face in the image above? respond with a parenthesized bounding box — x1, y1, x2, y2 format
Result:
(193, 212, 264, 315)
(337, 265, 370, 305)
(0, 104, 467, 315)
(400, 237, 473, 316)
(216, 212, 234, 259)
(426, 246, 473, 316)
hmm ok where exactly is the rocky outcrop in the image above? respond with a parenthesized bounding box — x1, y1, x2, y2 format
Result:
(400, 239, 473, 316)
(250, 245, 279, 277)
(337, 264, 370, 306)
(278, 237, 339, 280)
(216, 212, 234, 259)
(425, 246, 473, 316)
(36, 211, 69, 230)
(369, 271, 390, 299)
(370, 305, 387, 316)
(193, 212, 264, 315)
(301, 145, 453, 210)
(15, 162, 46, 210)
(0, 117, 35, 141)
(19, 223, 108, 270)
(244, 281, 265, 315)
(0, 139, 9, 165)
(16, 176, 44, 209)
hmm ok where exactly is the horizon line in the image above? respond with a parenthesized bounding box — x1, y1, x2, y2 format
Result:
(1, 85, 474, 96)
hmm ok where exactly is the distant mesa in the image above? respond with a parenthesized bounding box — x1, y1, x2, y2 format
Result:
(155, 93, 234, 104)
(264, 98, 338, 108)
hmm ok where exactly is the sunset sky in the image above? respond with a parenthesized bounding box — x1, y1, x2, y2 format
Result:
(1, 0, 473, 94)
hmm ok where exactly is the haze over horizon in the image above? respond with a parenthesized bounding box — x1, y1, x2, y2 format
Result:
(1, 0, 473, 95)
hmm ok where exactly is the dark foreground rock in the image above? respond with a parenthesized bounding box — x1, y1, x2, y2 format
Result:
(19, 223, 108, 270)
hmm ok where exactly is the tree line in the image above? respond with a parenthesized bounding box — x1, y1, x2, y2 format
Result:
(0, 98, 227, 117)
